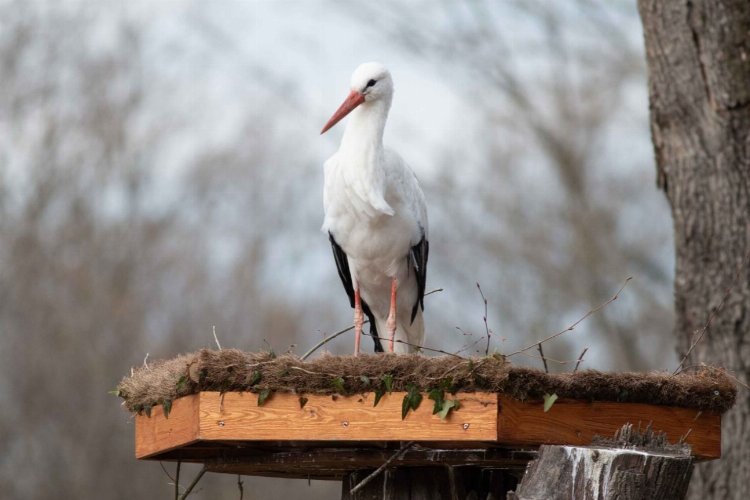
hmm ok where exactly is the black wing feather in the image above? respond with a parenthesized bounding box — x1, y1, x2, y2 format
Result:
(410, 233, 429, 323)
(329, 233, 384, 352)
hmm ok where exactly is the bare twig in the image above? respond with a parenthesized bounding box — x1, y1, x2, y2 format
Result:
(159, 462, 175, 483)
(143, 352, 150, 370)
(237, 475, 244, 500)
(476, 283, 491, 356)
(174, 461, 181, 500)
(537, 344, 549, 373)
(178, 466, 207, 500)
(370, 335, 465, 358)
(301, 324, 361, 360)
(573, 347, 589, 373)
(515, 350, 578, 365)
(212, 326, 222, 350)
(350, 441, 415, 495)
(301, 288, 444, 360)
(728, 373, 750, 391)
(507, 277, 632, 357)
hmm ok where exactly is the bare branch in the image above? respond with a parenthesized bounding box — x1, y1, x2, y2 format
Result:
(178, 466, 207, 500)
(574, 347, 589, 373)
(537, 344, 549, 373)
(476, 283, 492, 356)
(350, 441, 415, 495)
(507, 277, 632, 357)
(174, 461, 181, 500)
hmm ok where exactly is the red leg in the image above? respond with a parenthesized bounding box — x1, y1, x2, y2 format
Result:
(387, 278, 398, 352)
(353, 286, 363, 356)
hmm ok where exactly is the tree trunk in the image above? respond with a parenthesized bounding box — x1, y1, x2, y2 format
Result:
(637, 1, 750, 499)
(508, 444, 694, 500)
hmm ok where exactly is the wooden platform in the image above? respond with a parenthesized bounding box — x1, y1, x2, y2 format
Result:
(135, 391, 721, 479)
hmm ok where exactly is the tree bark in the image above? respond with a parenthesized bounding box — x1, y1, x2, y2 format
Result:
(637, 1, 750, 499)
(508, 444, 693, 500)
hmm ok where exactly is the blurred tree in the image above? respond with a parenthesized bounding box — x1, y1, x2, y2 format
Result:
(639, 0, 750, 498)
(0, 4, 337, 499)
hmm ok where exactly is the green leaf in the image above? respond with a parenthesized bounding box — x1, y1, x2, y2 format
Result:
(176, 375, 187, 391)
(143, 404, 153, 417)
(299, 396, 308, 409)
(108, 388, 121, 397)
(543, 393, 558, 412)
(428, 388, 445, 415)
(437, 399, 460, 420)
(162, 399, 172, 418)
(373, 387, 385, 407)
(258, 388, 272, 406)
(359, 375, 371, 386)
(249, 371, 261, 386)
(331, 376, 346, 393)
(382, 374, 393, 393)
(402, 384, 423, 420)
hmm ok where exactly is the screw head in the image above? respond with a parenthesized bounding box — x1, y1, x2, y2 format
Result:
(218, 420, 225, 427)
(462, 423, 470, 430)
(342, 420, 349, 427)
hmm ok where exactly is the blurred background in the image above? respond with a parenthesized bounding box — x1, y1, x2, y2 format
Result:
(0, 1, 676, 498)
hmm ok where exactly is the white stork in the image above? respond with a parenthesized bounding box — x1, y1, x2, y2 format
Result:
(320, 62, 429, 355)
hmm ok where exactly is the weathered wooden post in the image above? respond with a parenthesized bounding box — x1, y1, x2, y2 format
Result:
(508, 425, 694, 500)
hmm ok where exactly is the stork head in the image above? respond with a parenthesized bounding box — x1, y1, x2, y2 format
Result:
(321, 62, 393, 134)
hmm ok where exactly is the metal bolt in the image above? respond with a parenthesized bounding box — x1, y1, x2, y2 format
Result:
(218, 420, 225, 427)
(342, 420, 349, 427)
(462, 423, 470, 430)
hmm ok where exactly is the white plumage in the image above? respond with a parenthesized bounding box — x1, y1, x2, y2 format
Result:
(321, 62, 429, 355)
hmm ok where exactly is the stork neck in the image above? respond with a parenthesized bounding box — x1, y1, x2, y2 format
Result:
(340, 97, 391, 158)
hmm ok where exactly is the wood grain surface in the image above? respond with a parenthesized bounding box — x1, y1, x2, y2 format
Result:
(497, 396, 721, 459)
(135, 392, 722, 462)
(198, 391, 498, 441)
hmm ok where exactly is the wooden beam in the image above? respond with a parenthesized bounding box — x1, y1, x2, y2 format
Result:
(135, 393, 199, 458)
(204, 446, 535, 480)
(135, 391, 722, 465)
(198, 391, 497, 442)
(136, 391, 498, 458)
(497, 396, 720, 460)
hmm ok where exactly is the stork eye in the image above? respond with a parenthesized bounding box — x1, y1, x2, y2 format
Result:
(366, 79, 377, 88)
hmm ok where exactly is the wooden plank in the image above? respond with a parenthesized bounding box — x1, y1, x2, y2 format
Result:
(135, 393, 200, 458)
(134, 392, 722, 465)
(497, 396, 721, 460)
(204, 446, 535, 479)
(197, 391, 498, 442)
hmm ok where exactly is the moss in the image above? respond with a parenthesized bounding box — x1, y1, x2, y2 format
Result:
(117, 349, 737, 415)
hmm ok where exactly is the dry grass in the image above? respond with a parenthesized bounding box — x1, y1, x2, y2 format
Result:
(117, 349, 737, 415)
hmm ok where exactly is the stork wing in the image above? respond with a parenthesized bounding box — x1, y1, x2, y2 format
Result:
(328, 233, 384, 352)
(410, 232, 429, 323)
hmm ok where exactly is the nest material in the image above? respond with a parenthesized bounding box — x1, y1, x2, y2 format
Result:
(117, 349, 737, 415)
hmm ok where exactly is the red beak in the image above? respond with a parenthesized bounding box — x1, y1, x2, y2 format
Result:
(320, 90, 365, 134)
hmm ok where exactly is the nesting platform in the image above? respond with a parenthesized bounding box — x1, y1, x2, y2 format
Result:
(134, 390, 722, 479)
(121, 350, 736, 480)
